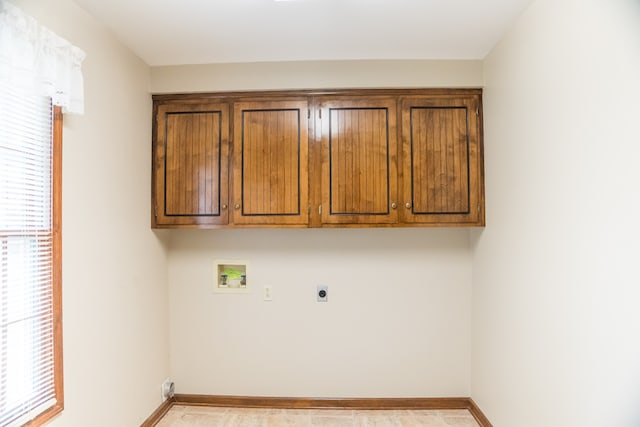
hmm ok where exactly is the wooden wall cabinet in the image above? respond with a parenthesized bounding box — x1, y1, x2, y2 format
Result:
(152, 89, 484, 229)
(232, 100, 309, 226)
(317, 97, 398, 225)
(153, 102, 229, 227)
(400, 95, 483, 225)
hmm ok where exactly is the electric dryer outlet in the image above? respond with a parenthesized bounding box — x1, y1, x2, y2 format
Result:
(317, 285, 328, 302)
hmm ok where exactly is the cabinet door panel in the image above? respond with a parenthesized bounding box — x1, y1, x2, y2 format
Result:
(233, 100, 309, 225)
(154, 103, 229, 226)
(401, 96, 483, 224)
(319, 98, 398, 224)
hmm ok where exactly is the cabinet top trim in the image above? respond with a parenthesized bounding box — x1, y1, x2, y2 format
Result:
(152, 88, 482, 103)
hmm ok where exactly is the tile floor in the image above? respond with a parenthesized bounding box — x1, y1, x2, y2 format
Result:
(155, 405, 480, 426)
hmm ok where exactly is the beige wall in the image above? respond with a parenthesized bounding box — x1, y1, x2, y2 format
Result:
(159, 60, 482, 398)
(150, 60, 483, 93)
(169, 228, 472, 397)
(11, 1, 170, 426)
(474, 0, 640, 426)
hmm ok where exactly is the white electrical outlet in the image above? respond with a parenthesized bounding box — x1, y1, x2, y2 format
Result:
(161, 378, 174, 401)
(263, 285, 273, 301)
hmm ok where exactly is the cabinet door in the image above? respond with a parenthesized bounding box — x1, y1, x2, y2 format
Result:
(232, 100, 309, 225)
(318, 98, 398, 225)
(154, 103, 229, 227)
(400, 96, 484, 225)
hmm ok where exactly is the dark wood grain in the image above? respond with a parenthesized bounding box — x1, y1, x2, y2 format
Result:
(232, 100, 309, 225)
(410, 107, 469, 213)
(469, 398, 494, 427)
(139, 397, 175, 427)
(152, 88, 483, 103)
(173, 394, 471, 410)
(151, 89, 484, 229)
(401, 95, 484, 225)
(318, 97, 398, 225)
(153, 102, 229, 227)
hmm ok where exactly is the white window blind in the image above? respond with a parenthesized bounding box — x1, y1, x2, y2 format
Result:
(0, 81, 56, 426)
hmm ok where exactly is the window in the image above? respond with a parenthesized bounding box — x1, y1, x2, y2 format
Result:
(1, 1, 83, 423)
(0, 82, 63, 426)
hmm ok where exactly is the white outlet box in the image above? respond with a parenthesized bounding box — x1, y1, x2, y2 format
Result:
(213, 259, 250, 294)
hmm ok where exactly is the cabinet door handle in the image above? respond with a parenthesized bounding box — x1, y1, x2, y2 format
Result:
(391, 202, 397, 209)
(234, 204, 241, 210)
(221, 204, 228, 210)
(405, 202, 411, 209)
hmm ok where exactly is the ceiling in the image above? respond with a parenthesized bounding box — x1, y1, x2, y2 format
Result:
(73, 0, 534, 66)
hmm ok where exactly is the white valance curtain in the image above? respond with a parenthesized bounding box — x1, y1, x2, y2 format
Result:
(0, 0, 86, 114)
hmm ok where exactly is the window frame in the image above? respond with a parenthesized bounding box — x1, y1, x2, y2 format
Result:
(11, 105, 64, 427)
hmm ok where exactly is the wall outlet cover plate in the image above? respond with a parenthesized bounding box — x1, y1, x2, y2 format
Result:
(317, 285, 328, 302)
